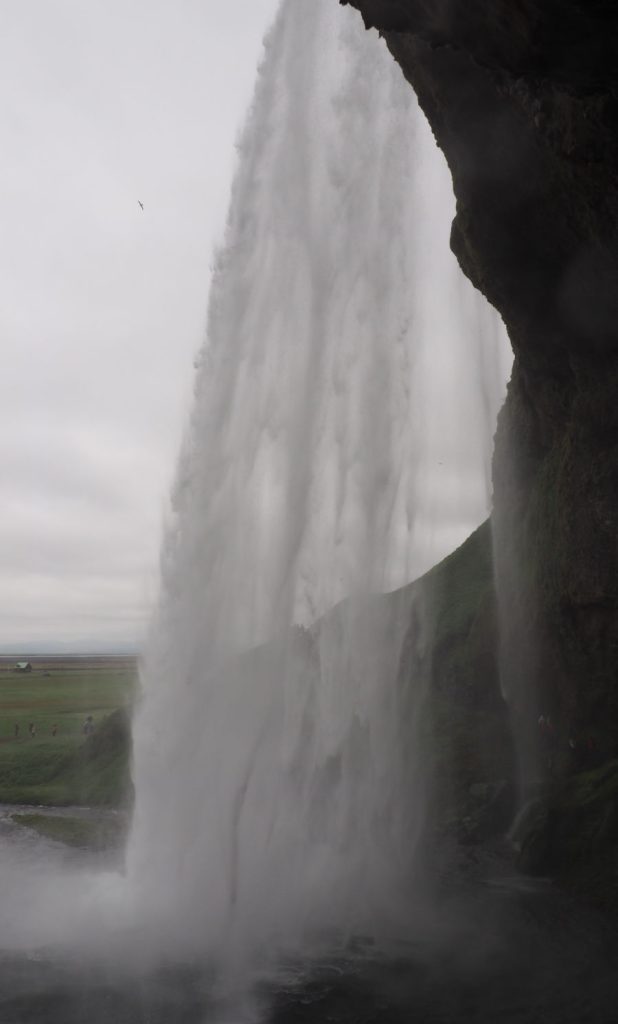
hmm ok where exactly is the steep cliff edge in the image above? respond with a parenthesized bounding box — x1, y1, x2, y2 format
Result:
(341, 0, 618, 772)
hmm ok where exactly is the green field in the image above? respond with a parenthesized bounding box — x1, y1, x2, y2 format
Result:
(0, 657, 137, 807)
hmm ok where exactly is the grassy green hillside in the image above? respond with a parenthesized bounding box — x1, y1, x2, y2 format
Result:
(0, 658, 136, 806)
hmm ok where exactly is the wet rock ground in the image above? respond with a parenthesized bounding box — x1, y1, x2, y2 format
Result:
(270, 876, 618, 1022)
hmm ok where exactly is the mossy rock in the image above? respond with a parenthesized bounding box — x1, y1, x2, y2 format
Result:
(410, 521, 516, 830)
(516, 761, 618, 908)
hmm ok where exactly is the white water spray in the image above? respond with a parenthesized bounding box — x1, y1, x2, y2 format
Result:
(122, 0, 511, 973)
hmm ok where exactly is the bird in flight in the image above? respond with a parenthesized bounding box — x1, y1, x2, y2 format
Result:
(138, 200, 144, 210)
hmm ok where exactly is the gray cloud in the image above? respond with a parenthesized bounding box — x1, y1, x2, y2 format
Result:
(1, 0, 280, 650)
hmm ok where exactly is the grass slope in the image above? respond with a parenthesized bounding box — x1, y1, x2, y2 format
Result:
(0, 659, 135, 806)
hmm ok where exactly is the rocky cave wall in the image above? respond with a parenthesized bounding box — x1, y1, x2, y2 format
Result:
(341, 0, 618, 774)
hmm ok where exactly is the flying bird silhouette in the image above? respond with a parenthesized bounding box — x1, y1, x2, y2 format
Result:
(138, 200, 144, 210)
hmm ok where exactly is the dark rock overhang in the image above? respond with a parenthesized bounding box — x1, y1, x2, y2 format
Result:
(340, 1, 618, 92)
(340, 0, 618, 363)
(339, 0, 618, 767)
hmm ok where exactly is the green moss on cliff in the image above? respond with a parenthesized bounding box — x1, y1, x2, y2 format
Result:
(422, 520, 498, 697)
(518, 760, 618, 910)
(412, 522, 516, 828)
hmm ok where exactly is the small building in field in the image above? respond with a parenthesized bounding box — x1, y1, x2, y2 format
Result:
(15, 661, 32, 673)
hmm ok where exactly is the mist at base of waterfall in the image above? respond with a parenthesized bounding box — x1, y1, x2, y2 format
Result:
(0, 787, 615, 1024)
(1, 830, 617, 1024)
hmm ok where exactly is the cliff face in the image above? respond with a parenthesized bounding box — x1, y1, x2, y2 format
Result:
(341, 0, 618, 771)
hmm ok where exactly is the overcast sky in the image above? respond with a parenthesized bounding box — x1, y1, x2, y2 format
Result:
(1, 0, 280, 652)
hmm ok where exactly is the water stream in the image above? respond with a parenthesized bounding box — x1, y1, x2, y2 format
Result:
(126, 0, 510, 986)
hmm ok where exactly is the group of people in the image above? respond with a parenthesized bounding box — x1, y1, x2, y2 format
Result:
(12, 718, 97, 739)
(13, 722, 58, 739)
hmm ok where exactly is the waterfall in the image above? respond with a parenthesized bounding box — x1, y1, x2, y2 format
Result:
(127, 0, 511, 975)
